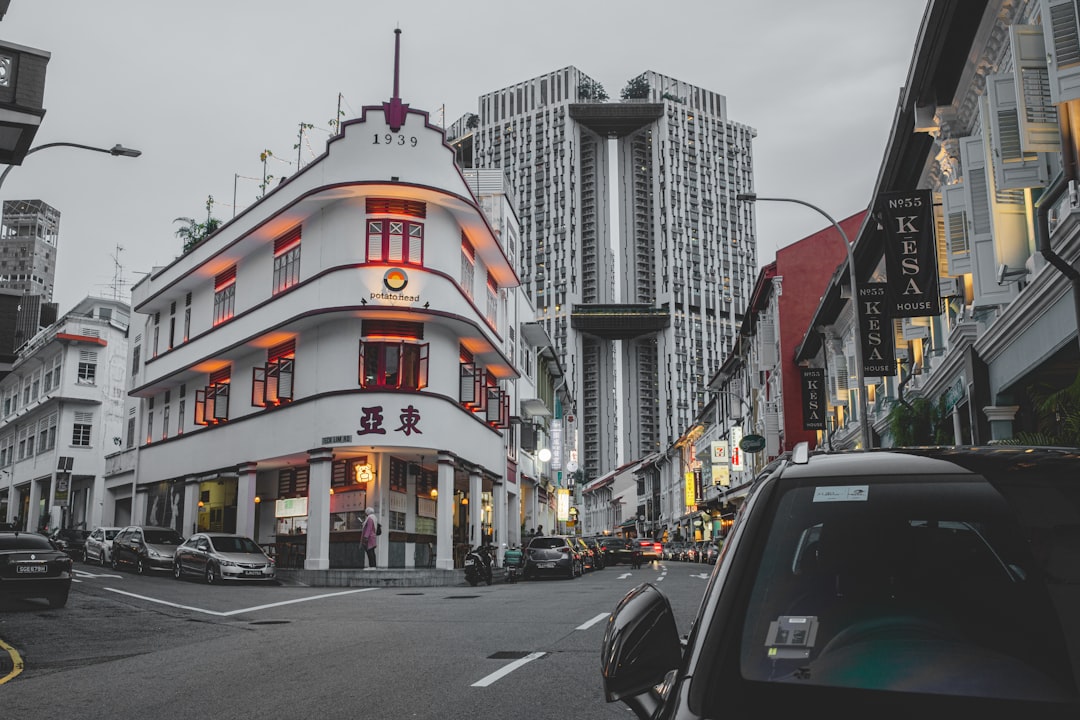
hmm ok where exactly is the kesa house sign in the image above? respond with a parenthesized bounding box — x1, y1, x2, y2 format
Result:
(879, 189, 939, 318)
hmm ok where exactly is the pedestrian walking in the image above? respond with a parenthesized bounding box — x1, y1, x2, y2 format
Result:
(361, 507, 378, 569)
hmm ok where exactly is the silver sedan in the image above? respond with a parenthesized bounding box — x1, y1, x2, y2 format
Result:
(173, 532, 275, 584)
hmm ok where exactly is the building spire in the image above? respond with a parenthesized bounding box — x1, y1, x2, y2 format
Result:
(383, 27, 410, 132)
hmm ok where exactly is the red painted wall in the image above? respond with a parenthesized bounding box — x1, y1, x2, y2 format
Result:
(776, 211, 867, 451)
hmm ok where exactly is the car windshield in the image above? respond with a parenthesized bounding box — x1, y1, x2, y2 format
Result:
(144, 530, 182, 545)
(210, 536, 262, 554)
(0, 534, 52, 550)
(735, 476, 1077, 702)
(104, 529, 120, 540)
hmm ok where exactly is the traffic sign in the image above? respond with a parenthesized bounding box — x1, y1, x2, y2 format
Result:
(740, 434, 767, 453)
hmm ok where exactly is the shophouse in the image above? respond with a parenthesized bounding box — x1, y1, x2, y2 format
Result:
(0, 295, 130, 532)
(125, 35, 524, 572)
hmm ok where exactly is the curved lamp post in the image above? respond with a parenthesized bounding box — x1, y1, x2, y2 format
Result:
(735, 192, 872, 449)
(0, 142, 142, 191)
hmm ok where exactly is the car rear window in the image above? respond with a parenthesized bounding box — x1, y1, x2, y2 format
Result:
(0, 534, 52, 550)
(529, 537, 567, 550)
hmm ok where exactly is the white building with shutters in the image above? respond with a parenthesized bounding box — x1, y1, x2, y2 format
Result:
(122, 36, 527, 575)
(0, 296, 130, 533)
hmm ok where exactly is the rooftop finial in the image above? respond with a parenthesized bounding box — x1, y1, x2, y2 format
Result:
(383, 27, 410, 132)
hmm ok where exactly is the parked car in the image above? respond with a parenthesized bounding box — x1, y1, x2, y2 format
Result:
(597, 537, 634, 566)
(82, 526, 122, 566)
(111, 525, 184, 574)
(632, 538, 662, 561)
(700, 539, 721, 564)
(581, 536, 606, 569)
(573, 537, 599, 571)
(173, 532, 275, 584)
(48, 527, 90, 560)
(0, 530, 73, 608)
(522, 535, 582, 580)
(601, 444, 1080, 718)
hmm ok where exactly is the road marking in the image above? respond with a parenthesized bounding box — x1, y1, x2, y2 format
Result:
(617, 572, 633, 579)
(472, 651, 545, 687)
(692, 572, 710, 580)
(0, 638, 23, 685)
(74, 569, 123, 579)
(104, 586, 377, 616)
(576, 612, 609, 630)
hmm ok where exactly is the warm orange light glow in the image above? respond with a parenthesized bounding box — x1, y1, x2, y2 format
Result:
(191, 359, 232, 374)
(251, 332, 296, 350)
(430, 488, 438, 499)
(329, 488, 335, 495)
(460, 496, 469, 505)
(254, 496, 261, 504)
(198, 501, 205, 508)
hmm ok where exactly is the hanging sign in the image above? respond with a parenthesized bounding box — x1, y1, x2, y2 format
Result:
(800, 367, 827, 431)
(859, 282, 896, 377)
(879, 189, 940, 318)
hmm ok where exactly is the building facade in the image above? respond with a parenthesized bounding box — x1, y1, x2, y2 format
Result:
(123, 43, 528, 572)
(0, 295, 130, 533)
(453, 68, 758, 483)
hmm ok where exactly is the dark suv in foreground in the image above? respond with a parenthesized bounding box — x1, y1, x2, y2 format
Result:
(601, 445, 1080, 718)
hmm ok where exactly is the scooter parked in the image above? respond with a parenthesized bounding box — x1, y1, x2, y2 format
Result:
(464, 544, 494, 586)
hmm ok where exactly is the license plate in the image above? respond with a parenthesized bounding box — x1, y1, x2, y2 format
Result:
(243, 570, 263, 576)
(464, 559, 475, 566)
(538, 562, 555, 568)
(17, 563, 47, 574)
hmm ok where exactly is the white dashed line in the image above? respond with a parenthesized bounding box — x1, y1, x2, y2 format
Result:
(576, 612, 609, 630)
(472, 651, 546, 687)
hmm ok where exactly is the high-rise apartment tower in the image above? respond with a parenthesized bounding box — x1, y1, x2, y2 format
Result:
(452, 68, 757, 481)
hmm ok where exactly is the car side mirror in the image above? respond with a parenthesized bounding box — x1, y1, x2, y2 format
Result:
(601, 582, 682, 715)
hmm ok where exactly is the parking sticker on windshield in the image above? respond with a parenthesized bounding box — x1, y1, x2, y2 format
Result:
(812, 486, 868, 502)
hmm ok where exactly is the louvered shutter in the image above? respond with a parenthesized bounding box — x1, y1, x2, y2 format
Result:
(942, 182, 971, 275)
(986, 73, 1049, 189)
(759, 318, 777, 367)
(1042, 0, 1080, 104)
(962, 132, 1022, 309)
(276, 358, 294, 401)
(765, 407, 780, 457)
(252, 366, 267, 407)
(1011, 25, 1060, 152)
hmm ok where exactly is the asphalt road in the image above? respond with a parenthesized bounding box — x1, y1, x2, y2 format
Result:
(0, 558, 716, 720)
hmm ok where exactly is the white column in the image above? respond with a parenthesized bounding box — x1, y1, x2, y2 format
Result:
(305, 448, 333, 570)
(183, 478, 200, 536)
(493, 479, 506, 561)
(27, 478, 42, 530)
(436, 452, 455, 570)
(89, 474, 106, 529)
(235, 461, 258, 539)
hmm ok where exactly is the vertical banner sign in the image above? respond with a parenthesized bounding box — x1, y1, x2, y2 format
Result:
(685, 472, 697, 511)
(879, 189, 939, 318)
(859, 282, 896, 377)
(730, 426, 744, 471)
(693, 467, 703, 504)
(550, 419, 563, 471)
(801, 367, 827, 430)
(557, 487, 570, 522)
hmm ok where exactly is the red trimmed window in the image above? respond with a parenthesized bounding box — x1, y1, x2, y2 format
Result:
(213, 266, 236, 325)
(367, 220, 423, 265)
(195, 367, 231, 425)
(461, 233, 475, 299)
(358, 341, 428, 390)
(252, 339, 295, 407)
(485, 272, 498, 328)
(273, 226, 301, 294)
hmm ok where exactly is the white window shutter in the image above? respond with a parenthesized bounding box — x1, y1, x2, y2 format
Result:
(1011, 25, 1060, 152)
(760, 318, 777, 366)
(986, 72, 1049, 190)
(942, 182, 971, 275)
(1042, 0, 1080, 104)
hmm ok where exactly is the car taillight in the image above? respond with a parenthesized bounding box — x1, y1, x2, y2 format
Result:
(559, 547, 570, 553)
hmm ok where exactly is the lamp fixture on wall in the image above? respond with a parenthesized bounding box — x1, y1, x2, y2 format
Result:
(354, 462, 375, 484)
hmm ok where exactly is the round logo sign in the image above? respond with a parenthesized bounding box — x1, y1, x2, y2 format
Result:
(383, 268, 408, 291)
(739, 434, 767, 453)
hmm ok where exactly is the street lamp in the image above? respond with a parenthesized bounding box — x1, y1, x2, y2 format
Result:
(735, 192, 872, 449)
(0, 141, 142, 191)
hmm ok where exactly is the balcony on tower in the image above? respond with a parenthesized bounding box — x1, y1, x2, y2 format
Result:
(571, 304, 670, 340)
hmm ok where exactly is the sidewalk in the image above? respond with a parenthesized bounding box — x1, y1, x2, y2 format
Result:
(275, 566, 506, 588)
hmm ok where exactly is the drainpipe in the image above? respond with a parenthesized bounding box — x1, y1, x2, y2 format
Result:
(1032, 172, 1080, 358)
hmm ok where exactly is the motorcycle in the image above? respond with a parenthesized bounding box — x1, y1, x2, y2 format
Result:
(503, 544, 523, 583)
(464, 544, 494, 586)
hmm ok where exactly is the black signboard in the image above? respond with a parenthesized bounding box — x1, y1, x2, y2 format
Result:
(879, 189, 940, 318)
(800, 367, 827, 431)
(858, 282, 896, 377)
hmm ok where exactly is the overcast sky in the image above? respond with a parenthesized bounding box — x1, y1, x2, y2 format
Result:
(2, 0, 928, 314)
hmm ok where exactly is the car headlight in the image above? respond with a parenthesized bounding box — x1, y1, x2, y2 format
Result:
(219, 558, 237, 567)
(149, 549, 166, 559)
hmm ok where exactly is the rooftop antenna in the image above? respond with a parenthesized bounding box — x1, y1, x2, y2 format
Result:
(382, 27, 410, 132)
(109, 244, 127, 300)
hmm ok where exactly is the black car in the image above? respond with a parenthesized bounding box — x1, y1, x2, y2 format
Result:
(601, 445, 1080, 718)
(597, 536, 634, 566)
(112, 525, 184, 574)
(0, 531, 74, 608)
(48, 527, 90, 560)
